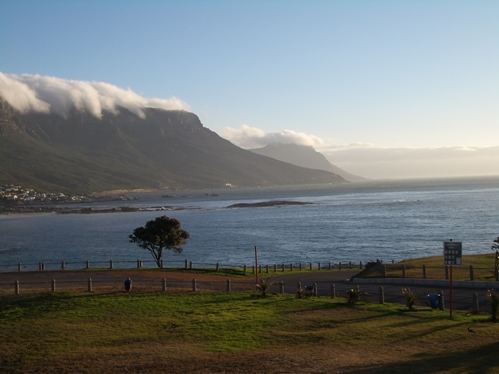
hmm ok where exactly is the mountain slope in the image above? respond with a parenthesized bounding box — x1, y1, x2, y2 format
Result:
(0, 100, 345, 193)
(251, 143, 365, 182)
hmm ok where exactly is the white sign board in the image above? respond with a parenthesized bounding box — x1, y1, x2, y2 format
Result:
(443, 241, 462, 266)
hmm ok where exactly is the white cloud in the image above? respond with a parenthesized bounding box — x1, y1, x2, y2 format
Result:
(0, 72, 190, 119)
(222, 124, 324, 149)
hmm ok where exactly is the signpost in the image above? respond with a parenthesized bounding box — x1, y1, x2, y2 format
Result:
(492, 237, 499, 281)
(443, 240, 462, 319)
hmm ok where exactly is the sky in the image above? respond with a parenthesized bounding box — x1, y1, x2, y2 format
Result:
(1, 0, 499, 178)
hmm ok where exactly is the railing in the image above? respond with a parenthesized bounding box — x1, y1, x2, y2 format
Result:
(0, 277, 493, 314)
(379, 263, 499, 282)
(0, 259, 367, 274)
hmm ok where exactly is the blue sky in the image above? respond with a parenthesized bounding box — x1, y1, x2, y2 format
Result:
(2, 0, 499, 150)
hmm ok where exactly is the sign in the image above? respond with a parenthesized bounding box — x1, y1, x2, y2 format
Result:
(443, 241, 462, 266)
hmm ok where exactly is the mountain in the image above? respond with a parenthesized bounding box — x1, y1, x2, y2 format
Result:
(251, 143, 365, 182)
(0, 99, 345, 193)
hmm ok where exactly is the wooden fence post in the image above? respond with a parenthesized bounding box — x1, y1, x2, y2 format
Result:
(279, 281, 284, 295)
(313, 282, 318, 297)
(339, 262, 342, 271)
(318, 263, 321, 271)
(192, 278, 197, 292)
(265, 264, 269, 273)
(226, 279, 231, 292)
(359, 261, 363, 269)
(439, 290, 445, 310)
(349, 261, 352, 269)
(329, 261, 332, 270)
(258, 265, 262, 273)
(243, 264, 247, 274)
(88, 278, 93, 292)
(162, 278, 167, 292)
(160, 259, 164, 269)
(184, 260, 188, 270)
(331, 283, 336, 298)
(281, 264, 285, 272)
(309, 262, 312, 271)
(469, 265, 474, 281)
(422, 264, 427, 279)
(472, 292, 479, 314)
(299, 262, 302, 271)
(216, 262, 219, 272)
(51, 279, 56, 292)
(137, 259, 141, 269)
(15, 280, 20, 295)
(109, 260, 113, 270)
(86, 260, 89, 269)
(378, 286, 385, 304)
(189, 261, 192, 270)
(273, 264, 277, 272)
(17, 263, 21, 272)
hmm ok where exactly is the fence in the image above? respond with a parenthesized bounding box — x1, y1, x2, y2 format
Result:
(0, 259, 367, 274)
(0, 276, 493, 314)
(380, 263, 499, 282)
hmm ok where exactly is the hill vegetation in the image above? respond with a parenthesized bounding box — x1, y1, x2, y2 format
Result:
(0, 100, 345, 193)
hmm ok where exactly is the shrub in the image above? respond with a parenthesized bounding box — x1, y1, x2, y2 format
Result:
(347, 288, 361, 304)
(256, 278, 271, 297)
(296, 285, 305, 299)
(402, 288, 416, 310)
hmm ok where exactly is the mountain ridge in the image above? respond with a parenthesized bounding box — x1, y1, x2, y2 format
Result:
(0, 100, 346, 193)
(250, 143, 365, 182)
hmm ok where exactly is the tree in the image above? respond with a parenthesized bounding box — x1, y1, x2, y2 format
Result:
(129, 216, 190, 268)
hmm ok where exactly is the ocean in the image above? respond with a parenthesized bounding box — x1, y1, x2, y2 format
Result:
(1, 177, 499, 270)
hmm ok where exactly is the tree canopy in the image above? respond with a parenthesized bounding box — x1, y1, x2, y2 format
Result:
(129, 216, 190, 267)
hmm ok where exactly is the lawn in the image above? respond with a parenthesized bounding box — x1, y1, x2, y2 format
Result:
(380, 253, 499, 281)
(1, 291, 498, 373)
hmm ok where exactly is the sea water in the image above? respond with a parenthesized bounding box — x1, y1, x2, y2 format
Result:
(1, 177, 499, 269)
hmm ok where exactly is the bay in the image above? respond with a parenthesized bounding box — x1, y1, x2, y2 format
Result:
(1, 177, 499, 270)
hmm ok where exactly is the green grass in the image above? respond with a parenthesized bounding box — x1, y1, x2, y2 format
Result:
(401, 252, 496, 268)
(372, 253, 499, 281)
(1, 292, 499, 373)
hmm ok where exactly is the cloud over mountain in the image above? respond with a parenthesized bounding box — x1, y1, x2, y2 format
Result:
(0, 73, 189, 119)
(222, 124, 324, 149)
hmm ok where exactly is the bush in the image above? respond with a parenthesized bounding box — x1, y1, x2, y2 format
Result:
(487, 289, 498, 322)
(402, 288, 416, 310)
(256, 278, 271, 297)
(296, 285, 305, 299)
(347, 288, 361, 304)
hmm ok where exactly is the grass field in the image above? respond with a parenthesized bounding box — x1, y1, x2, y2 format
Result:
(1, 291, 499, 373)
(378, 253, 499, 281)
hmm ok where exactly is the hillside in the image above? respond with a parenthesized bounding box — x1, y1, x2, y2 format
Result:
(251, 143, 365, 182)
(0, 100, 345, 193)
